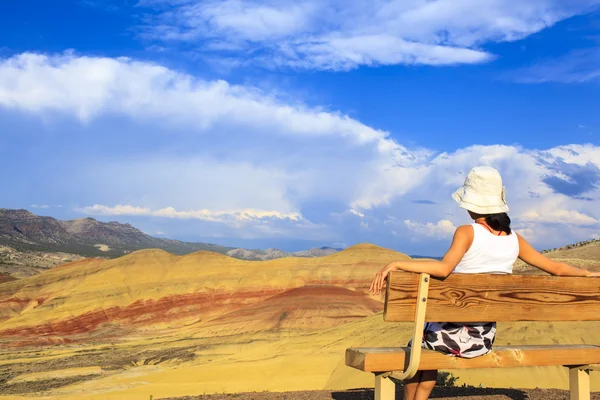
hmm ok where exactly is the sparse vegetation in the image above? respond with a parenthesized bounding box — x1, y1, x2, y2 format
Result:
(541, 238, 600, 254)
(437, 371, 459, 387)
(390, 371, 459, 388)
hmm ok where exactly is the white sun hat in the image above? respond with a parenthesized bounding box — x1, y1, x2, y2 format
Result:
(452, 166, 509, 214)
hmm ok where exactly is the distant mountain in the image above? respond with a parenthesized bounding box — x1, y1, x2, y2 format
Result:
(226, 247, 292, 261)
(0, 208, 233, 257)
(0, 209, 344, 276)
(226, 246, 343, 261)
(410, 254, 443, 260)
(293, 246, 342, 257)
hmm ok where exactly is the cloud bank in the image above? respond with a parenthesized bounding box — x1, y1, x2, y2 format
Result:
(81, 204, 302, 223)
(1, 52, 600, 251)
(138, 0, 600, 70)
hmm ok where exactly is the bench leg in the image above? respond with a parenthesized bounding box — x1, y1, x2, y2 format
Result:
(569, 368, 590, 400)
(375, 374, 395, 400)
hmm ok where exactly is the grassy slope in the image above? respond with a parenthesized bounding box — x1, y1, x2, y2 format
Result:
(514, 240, 600, 274)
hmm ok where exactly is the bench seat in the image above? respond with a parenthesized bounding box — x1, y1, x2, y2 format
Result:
(346, 345, 600, 372)
(346, 273, 600, 399)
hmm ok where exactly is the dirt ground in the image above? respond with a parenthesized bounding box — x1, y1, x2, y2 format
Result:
(161, 387, 600, 400)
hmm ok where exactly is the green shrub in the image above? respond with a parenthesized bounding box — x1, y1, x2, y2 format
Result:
(437, 371, 459, 387)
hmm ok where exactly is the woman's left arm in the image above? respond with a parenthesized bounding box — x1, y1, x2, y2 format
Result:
(369, 225, 472, 295)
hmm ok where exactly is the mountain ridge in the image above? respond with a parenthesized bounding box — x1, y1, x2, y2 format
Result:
(0, 208, 233, 257)
(0, 208, 347, 278)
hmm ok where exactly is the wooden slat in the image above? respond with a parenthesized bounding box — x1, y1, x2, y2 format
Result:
(346, 345, 600, 372)
(384, 272, 600, 322)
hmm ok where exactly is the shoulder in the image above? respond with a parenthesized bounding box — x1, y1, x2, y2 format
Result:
(452, 224, 474, 241)
(447, 224, 474, 254)
(515, 232, 530, 247)
(455, 224, 474, 236)
(514, 232, 526, 243)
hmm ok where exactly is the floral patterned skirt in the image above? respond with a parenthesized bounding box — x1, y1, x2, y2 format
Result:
(408, 322, 496, 359)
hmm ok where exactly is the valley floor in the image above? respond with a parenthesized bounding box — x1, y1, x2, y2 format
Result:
(162, 387, 600, 400)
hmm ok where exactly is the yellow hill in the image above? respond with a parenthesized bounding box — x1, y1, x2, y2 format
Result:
(514, 239, 600, 274)
(0, 244, 408, 345)
(0, 243, 598, 399)
(201, 285, 383, 333)
(0, 315, 598, 399)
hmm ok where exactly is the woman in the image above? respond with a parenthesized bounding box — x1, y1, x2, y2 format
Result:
(369, 166, 599, 400)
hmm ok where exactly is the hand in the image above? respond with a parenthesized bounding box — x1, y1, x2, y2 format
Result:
(369, 262, 397, 295)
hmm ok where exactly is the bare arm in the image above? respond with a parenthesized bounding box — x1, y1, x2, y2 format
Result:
(370, 225, 473, 294)
(517, 234, 594, 277)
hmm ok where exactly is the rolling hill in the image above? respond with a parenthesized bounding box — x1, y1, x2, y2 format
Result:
(0, 243, 406, 347)
(514, 238, 600, 274)
(0, 240, 598, 398)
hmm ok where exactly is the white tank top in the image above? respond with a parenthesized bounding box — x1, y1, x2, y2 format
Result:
(454, 223, 519, 274)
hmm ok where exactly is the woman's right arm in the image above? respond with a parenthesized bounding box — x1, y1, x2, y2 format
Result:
(517, 234, 599, 277)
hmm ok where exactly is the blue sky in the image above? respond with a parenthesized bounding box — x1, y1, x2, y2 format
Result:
(1, 0, 600, 255)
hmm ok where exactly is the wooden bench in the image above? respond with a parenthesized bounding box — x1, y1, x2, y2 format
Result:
(346, 272, 600, 400)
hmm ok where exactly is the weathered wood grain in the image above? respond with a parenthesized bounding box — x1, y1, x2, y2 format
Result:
(384, 272, 600, 322)
(346, 345, 600, 372)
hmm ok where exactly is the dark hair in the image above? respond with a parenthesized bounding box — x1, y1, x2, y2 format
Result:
(484, 213, 511, 235)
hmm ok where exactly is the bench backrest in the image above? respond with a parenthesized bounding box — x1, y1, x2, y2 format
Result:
(384, 272, 600, 322)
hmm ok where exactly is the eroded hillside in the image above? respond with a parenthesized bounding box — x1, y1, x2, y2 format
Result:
(0, 242, 598, 399)
(514, 239, 600, 274)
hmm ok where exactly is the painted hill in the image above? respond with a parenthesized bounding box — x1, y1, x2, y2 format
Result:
(201, 285, 383, 334)
(0, 242, 598, 399)
(0, 243, 406, 347)
(0, 243, 411, 398)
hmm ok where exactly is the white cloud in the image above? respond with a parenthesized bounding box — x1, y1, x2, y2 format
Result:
(30, 204, 50, 209)
(349, 209, 365, 218)
(2, 53, 600, 248)
(138, 0, 599, 70)
(512, 47, 600, 83)
(519, 209, 598, 226)
(0, 52, 384, 142)
(80, 204, 302, 223)
(0, 52, 428, 212)
(404, 219, 457, 239)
